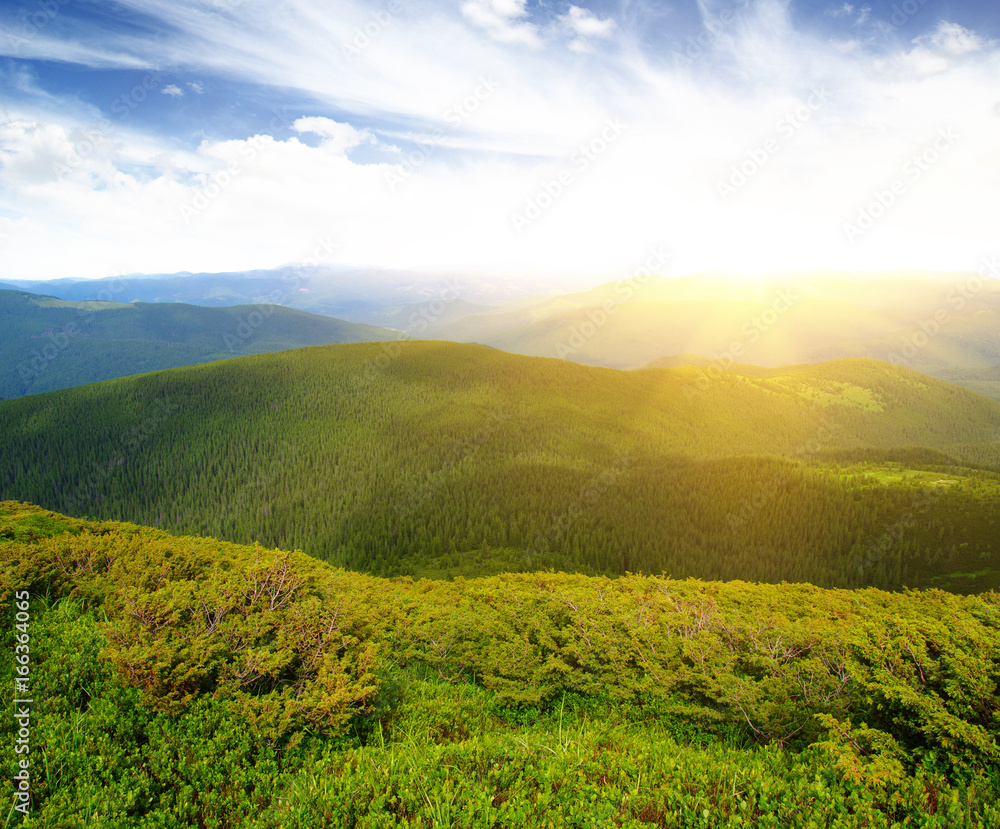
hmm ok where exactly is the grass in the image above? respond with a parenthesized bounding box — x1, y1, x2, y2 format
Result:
(928, 568, 997, 586)
(768, 378, 885, 411)
(837, 465, 964, 486)
(407, 546, 541, 580)
(274, 665, 992, 829)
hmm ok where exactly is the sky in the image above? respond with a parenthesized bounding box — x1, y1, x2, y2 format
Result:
(0, 0, 998, 285)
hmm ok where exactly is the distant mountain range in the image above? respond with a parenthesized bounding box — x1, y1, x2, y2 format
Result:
(421, 269, 1000, 400)
(9, 267, 1000, 400)
(0, 289, 394, 399)
(0, 266, 543, 328)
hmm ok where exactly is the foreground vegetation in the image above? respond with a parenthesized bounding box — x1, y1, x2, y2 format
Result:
(2, 343, 1000, 590)
(2, 502, 998, 827)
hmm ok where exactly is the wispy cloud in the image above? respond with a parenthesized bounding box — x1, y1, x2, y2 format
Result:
(919, 20, 991, 56)
(558, 5, 616, 53)
(293, 117, 374, 154)
(461, 0, 541, 47)
(0, 0, 997, 282)
(826, 3, 869, 25)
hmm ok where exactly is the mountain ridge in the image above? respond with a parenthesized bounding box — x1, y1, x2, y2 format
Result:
(0, 288, 396, 399)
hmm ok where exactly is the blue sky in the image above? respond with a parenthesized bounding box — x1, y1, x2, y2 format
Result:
(0, 0, 997, 283)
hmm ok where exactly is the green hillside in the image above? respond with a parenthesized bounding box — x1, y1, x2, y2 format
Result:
(0, 289, 395, 399)
(2, 342, 999, 591)
(2, 502, 998, 827)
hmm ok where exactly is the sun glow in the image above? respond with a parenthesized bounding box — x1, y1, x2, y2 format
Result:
(0, 2, 997, 284)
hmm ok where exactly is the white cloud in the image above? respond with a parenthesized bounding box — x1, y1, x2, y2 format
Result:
(460, 0, 541, 48)
(558, 5, 615, 53)
(829, 38, 860, 54)
(188, 81, 204, 93)
(161, 84, 184, 97)
(890, 21, 994, 78)
(559, 5, 615, 39)
(293, 117, 373, 155)
(920, 21, 990, 57)
(0, 120, 85, 186)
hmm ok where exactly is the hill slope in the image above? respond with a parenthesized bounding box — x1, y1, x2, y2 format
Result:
(2, 342, 1000, 589)
(2, 501, 999, 827)
(0, 289, 395, 399)
(429, 271, 1000, 399)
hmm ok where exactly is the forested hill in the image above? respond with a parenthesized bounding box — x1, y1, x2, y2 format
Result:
(2, 341, 1000, 589)
(0, 288, 395, 399)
